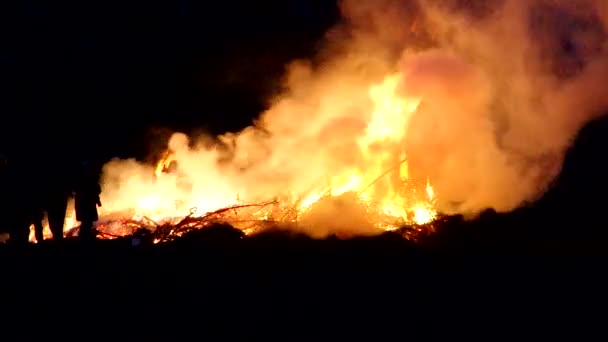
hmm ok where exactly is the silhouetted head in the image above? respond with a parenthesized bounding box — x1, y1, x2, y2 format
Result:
(78, 159, 98, 177)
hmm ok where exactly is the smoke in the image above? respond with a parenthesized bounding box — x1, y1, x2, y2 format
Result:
(100, 0, 608, 235)
(399, 0, 608, 214)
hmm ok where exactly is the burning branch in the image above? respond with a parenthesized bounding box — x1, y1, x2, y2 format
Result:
(358, 158, 408, 196)
(93, 200, 281, 243)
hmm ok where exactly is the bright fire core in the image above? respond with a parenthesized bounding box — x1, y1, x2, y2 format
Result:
(30, 73, 439, 242)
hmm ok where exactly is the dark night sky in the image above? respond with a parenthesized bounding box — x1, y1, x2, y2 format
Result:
(0, 0, 339, 161)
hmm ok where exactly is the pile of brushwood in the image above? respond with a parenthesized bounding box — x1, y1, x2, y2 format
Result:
(68, 201, 279, 243)
(50, 201, 608, 256)
(73, 201, 445, 245)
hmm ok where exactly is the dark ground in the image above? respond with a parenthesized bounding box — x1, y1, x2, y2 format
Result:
(0, 234, 606, 340)
(3, 115, 608, 339)
(1, 211, 608, 339)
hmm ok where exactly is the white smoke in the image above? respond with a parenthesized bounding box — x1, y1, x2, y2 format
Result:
(100, 0, 608, 234)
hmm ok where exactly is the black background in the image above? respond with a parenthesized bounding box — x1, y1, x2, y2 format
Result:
(0, 0, 338, 162)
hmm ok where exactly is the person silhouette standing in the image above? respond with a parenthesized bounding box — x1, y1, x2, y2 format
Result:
(5, 156, 37, 246)
(43, 158, 73, 242)
(74, 160, 101, 240)
(30, 200, 45, 244)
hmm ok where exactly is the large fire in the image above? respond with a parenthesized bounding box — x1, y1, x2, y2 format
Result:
(29, 73, 438, 243)
(26, 0, 608, 243)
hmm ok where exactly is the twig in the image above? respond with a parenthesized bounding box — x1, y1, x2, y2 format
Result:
(141, 216, 160, 227)
(358, 158, 408, 196)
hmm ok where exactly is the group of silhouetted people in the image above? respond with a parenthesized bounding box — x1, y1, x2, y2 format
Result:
(0, 154, 102, 245)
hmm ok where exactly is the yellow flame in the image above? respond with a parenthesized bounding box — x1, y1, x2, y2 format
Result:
(29, 202, 78, 243)
(287, 74, 435, 229)
(155, 151, 175, 177)
(426, 178, 434, 201)
(412, 205, 437, 225)
(365, 74, 421, 142)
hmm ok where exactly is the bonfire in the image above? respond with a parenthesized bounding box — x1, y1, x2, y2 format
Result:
(41, 159, 439, 244)
(29, 74, 441, 244)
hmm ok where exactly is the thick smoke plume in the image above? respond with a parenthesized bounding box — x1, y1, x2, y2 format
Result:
(100, 0, 608, 235)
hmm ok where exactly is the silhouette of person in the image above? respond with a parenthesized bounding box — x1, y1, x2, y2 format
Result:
(12, 198, 46, 245)
(0, 154, 10, 238)
(43, 159, 73, 241)
(8, 217, 31, 246)
(30, 202, 45, 244)
(74, 160, 101, 240)
(5, 157, 36, 246)
(22, 160, 48, 244)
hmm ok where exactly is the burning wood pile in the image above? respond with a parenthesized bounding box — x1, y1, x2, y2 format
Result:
(88, 71, 442, 244)
(89, 201, 279, 243)
(84, 197, 439, 244)
(30, 149, 440, 244)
